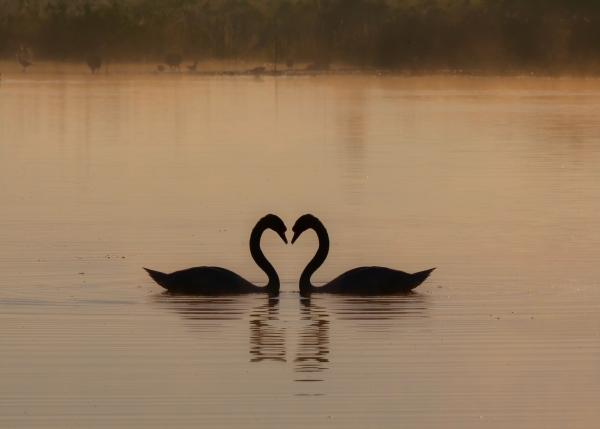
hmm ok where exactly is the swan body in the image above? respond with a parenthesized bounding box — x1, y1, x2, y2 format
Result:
(144, 266, 267, 295)
(144, 214, 287, 296)
(313, 266, 435, 295)
(291, 214, 435, 296)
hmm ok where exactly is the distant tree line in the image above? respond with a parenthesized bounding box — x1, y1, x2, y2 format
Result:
(1, 0, 600, 72)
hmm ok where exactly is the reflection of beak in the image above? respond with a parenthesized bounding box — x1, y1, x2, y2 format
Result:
(291, 231, 300, 244)
(279, 232, 288, 244)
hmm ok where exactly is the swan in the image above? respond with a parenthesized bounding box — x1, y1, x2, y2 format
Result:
(144, 214, 287, 296)
(291, 214, 435, 297)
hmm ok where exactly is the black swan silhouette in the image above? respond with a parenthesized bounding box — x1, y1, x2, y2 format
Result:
(291, 214, 435, 297)
(144, 214, 287, 296)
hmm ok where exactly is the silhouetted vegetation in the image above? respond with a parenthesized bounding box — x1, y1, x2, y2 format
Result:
(2, 0, 600, 73)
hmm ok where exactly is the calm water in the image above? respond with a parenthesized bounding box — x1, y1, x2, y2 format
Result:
(1, 71, 600, 428)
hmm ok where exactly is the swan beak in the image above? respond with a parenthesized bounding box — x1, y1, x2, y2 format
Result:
(279, 232, 288, 244)
(291, 231, 300, 244)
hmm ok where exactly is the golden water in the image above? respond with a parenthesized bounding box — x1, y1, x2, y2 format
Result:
(1, 71, 599, 427)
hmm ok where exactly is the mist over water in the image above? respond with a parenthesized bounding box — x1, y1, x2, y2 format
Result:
(1, 74, 600, 427)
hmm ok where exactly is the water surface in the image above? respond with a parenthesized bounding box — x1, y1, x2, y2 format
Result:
(1, 73, 599, 428)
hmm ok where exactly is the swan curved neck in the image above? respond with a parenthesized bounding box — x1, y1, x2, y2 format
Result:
(299, 221, 329, 296)
(250, 222, 279, 295)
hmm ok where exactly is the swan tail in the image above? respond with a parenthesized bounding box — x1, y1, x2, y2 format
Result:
(143, 268, 171, 289)
(411, 268, 436, 288)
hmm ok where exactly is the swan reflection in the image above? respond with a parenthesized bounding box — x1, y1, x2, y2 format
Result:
(331, 293, 429, 320)
(152, 294, 247, 328)
(249, 299, 286, 362)
(153, 292, 429, 377)
(294, 299, 330, 381)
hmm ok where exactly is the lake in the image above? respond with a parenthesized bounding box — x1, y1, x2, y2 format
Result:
(1, 69, 599, 428)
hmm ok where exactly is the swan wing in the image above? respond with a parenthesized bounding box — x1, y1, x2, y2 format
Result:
(322, 266, 429, 295)
(148, 266, 254, 294)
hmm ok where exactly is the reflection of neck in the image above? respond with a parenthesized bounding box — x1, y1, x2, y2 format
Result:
(299, 220, 329, 296)
(250, 300, 285, 362)
(296, 299, 330, 373)
(250, 221, 279, 295)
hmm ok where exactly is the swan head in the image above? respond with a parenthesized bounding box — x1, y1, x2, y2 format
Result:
(291, 214, 320, 244)
(259, 214, 288, 244)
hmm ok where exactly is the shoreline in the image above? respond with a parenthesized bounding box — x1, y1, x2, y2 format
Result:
(2, 62, 600, 80)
